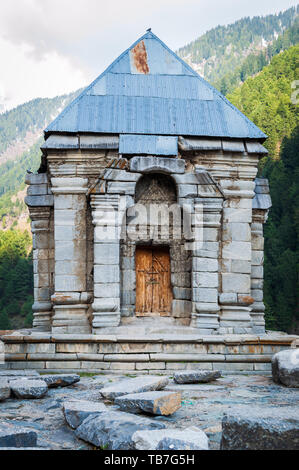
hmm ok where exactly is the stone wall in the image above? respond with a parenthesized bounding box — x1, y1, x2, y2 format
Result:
(1, 332, 297, 374)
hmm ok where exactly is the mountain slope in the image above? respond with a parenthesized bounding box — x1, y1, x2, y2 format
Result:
(228, 46, 299, 333)
(177, 5, 298, 92)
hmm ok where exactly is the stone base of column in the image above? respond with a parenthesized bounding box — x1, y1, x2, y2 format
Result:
(32, 302, 52, 332)
(52, 305, 91, 334)
(92, 311, 121, 330)
(219, 306, 253, 334)
(250, 303, 266, 334)
(190, 313, 219, 334)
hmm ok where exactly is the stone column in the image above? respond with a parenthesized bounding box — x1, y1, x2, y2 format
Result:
(90, 194, 121, 331)
(29, 207, 53, 332)
(191, 198, 223, 333)
(25, 173, 54, 332)
(219, 180, 255, 334)
(51, 177, 91, 334)
(251, 210, 267, 333)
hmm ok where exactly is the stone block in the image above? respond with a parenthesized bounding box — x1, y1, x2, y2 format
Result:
(100, 376, 169, 400)
(130, 156, 185, 174)
(94, 265, 120, 284)
(178, 184, 198, 198)
(272, 349, 299, 388)
(63, 400, 107, 429)
(43, 374, 80, 388)
(107, 182, 136, 195)
(192, 272, 218, 288)
(222, 241, 251, 261)
(10, 379, 48, 399)
(0, 379, 10, 402)
(223, 208, 252, 223)
(252, 250, 264, 266)
(25, 173, 48, 185)
(203, 228, 218, 241)
(171, 272, 191, 287)
(94, 283, 120, 299)
(135, 362, 166, 370)
(55, 275, 85, 292)
(172, 300, 192, 317)
(192, 258, 218, 272)
(251, 234, 264, 250)
(251, 266, 264, 279)
(75, 411, 165, 450)
(231, 260, 251, 274)
(173, 288, 191, 300)
(27, 184, 48, 196)
(25, 195, 54, 207)
(223, 223, 251, 242)
(133, 427, 209, 451)
(193, 288, 218, 303)
(115, 391, 181, 416)
(0, 423, 37, 448)
(174, 370, 221, 384)
(94, 243, 119, 265)
(222, 273, 251, 293)
(221, 407, 299, 450)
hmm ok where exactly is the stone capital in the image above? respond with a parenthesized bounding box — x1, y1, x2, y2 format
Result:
(51, 177, 88, 195)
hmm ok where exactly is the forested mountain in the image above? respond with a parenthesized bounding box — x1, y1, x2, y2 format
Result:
(228, 46, 299, 334)
(0, 7, 298, 330)
(177, 5, 298, 93)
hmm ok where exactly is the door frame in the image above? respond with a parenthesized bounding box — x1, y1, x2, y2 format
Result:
(135, 244, 173, 317)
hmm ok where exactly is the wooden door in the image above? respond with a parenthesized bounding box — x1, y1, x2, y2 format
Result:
(136, 246, 172, 316)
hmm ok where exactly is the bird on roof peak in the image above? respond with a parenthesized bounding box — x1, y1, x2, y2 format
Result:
(146, 28, 152, 32)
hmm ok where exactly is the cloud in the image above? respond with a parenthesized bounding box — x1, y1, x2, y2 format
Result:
(0, 0, 297, 110)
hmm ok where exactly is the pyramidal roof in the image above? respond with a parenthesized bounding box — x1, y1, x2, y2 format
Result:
(45, 31, 266, 140)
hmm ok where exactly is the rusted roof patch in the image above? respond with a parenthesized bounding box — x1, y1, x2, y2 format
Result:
(132, 41, 149, 74)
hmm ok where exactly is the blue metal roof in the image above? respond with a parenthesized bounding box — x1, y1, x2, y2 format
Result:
(119, 135, 178, 155)
(45, 31, 267, 140)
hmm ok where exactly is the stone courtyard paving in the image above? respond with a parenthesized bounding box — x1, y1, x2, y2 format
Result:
(0, 373, 298, 450)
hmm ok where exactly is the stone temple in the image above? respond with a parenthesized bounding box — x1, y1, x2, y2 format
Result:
(6, 31, 293, 374)
(25, 31, 272, 337)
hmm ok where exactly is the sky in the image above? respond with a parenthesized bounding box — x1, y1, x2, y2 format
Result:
(0, 0, 297, 111)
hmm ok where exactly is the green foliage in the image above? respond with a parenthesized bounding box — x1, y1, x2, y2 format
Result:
(228, 46, 299, 159)
(228, 47, 299, 333)
(263, 128, 299, 333)
(177, 6, 298, 88)
(0, 90, 81, 155)
(0, 230, 33, 329)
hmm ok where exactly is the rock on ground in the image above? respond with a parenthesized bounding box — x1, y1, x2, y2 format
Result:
(0, 379, 10, 402)
(75, 411, 166, 450)
(156, 437, 202, 450)
(43, 374, 80, 389)
(63, 400, 107, 429)
(132, 427, 209, 450)
(0, 423, 37, 448)
(115, 391, 181, 416)
(272, 349, 299, 388)
(100, 376, 169, 401)
(174, 370, 221, 384)
(221, 406, 299, 450)
(10, 379, 48, 399)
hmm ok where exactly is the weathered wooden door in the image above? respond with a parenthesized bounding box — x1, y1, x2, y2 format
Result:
(136, 246, 172, 316)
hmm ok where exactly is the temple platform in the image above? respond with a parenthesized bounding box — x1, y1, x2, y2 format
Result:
(1, 328, 298, 374)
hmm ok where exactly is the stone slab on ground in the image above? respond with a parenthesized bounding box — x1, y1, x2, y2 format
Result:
(132, 427, 209, 450)
(0, 423, 37, 448)
(0, 370, 40, 378)
(43, 374, 80, 388)
(221, 406, 299, 450)
(0, 379, 10, 402)
(63, 400, 107, 429)
(115, 391, 181, 416)
(174, 370, 221, 384)
(156, 437, 204, 450)
(272, 349, 299, 388)
(75, 411, 166, 450)
(100, 376, 169, 400)
(10, 379, 48, 399)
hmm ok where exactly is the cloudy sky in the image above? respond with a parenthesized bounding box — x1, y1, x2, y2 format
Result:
(0, 0, 297, 111)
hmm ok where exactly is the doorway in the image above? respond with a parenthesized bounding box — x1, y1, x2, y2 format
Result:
(136, 246, 173, 316)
